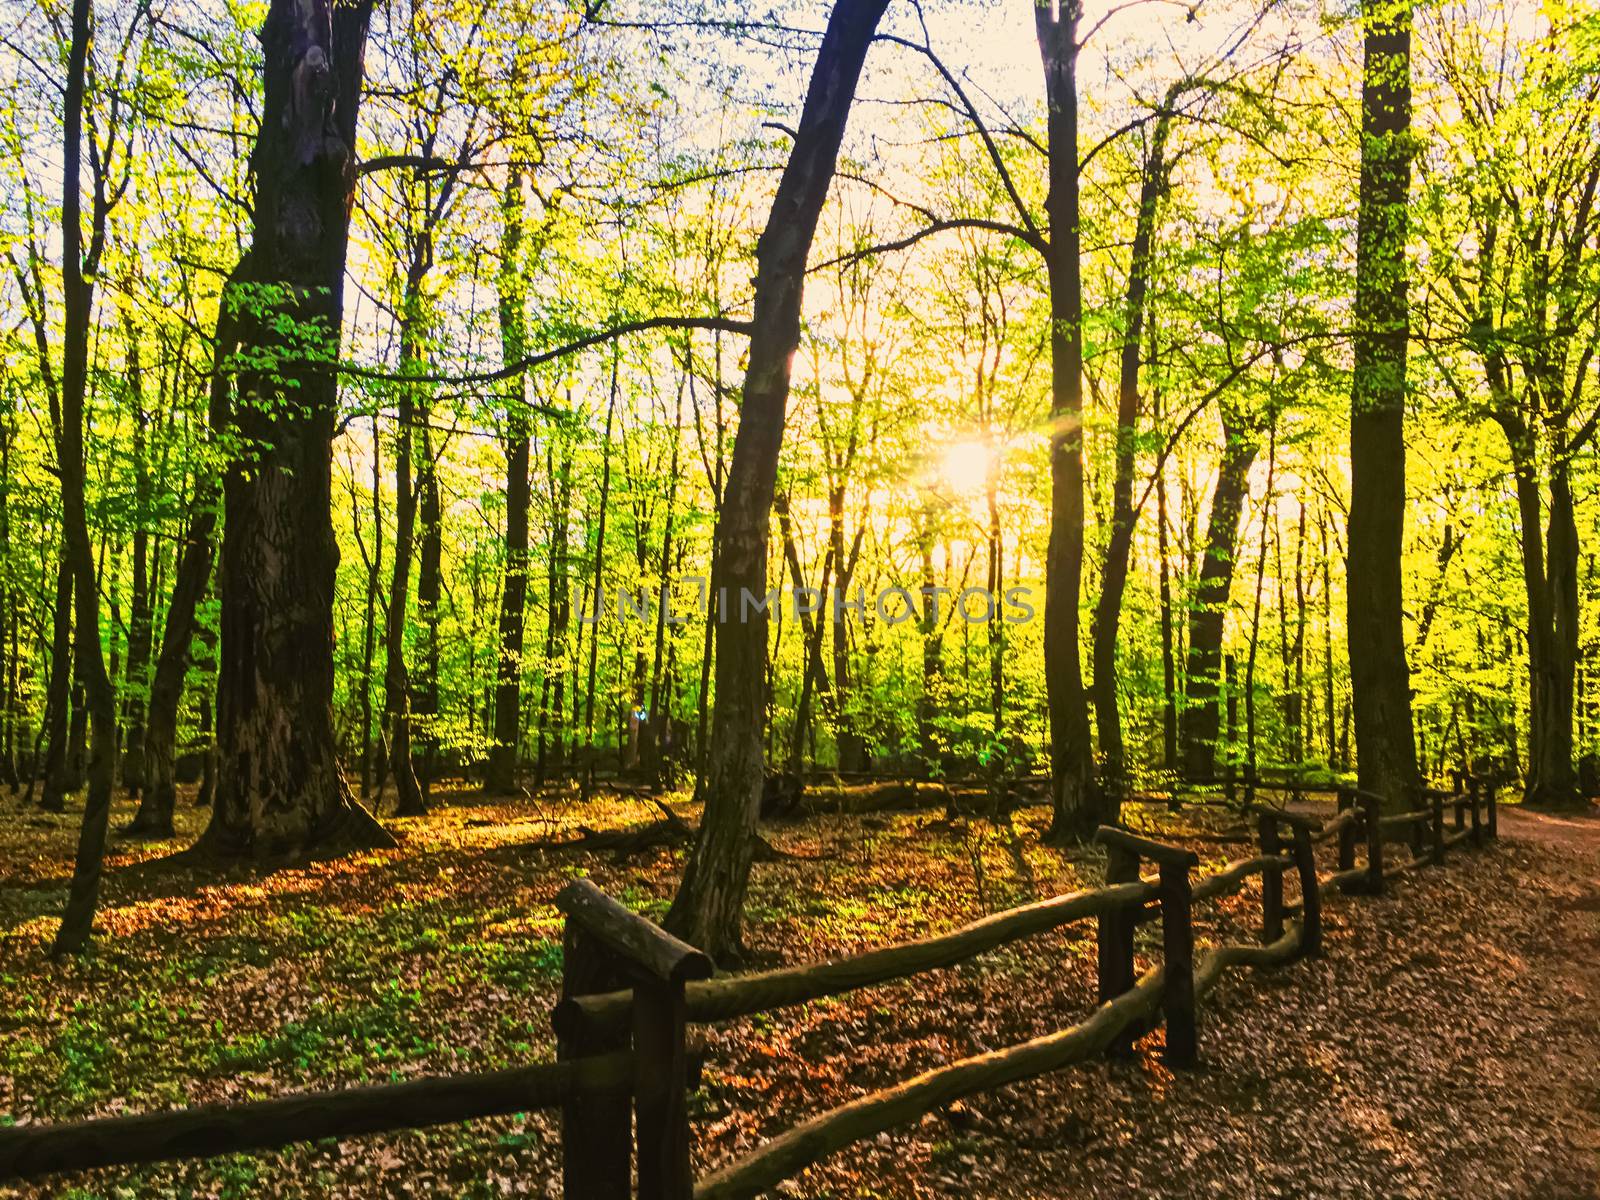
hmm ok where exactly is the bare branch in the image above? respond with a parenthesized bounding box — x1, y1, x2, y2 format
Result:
(333, 316, 753, 387)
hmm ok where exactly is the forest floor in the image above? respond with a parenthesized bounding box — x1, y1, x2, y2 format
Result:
(1, 783, 1597, 1199)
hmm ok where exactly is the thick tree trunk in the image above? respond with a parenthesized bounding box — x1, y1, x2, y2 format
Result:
(1180, 421, 1258, 777)
(1037, 1, 1099, 841)
(1346, 0, 1420, 809)
(1089, 104, 1174, 797)
(664, 0, 889, 958)
(201, 0, 392, 859)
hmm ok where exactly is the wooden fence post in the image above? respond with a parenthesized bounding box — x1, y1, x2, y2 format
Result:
(1469, 777, 1484, 848)
(1096, 827, 1201, 1067)
(1430, 789, 1445, 866)
(634, 977, 697, 1200)
(1360, 793, 1384, 895)
(557, 922, 632, 1200)
(1408, 801, 1425, 860)
(554, 879, 713, 1200)
(1157, 858, 1198, 1068)
(1335, 788, 1356, 874)
(1485, 779, 1498, 840)
(1097, 841, 1140, 1062)
(1258, 812, 1285, 941)
(1291, 824, 1321, 957)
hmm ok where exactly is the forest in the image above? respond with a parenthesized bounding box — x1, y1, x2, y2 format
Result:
(1, 0, 1599, 1194)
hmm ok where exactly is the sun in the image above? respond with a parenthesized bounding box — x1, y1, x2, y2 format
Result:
(939, 440, 993, 494)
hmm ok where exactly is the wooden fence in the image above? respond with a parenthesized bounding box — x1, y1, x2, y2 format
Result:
(0, 779, 1500, 1198)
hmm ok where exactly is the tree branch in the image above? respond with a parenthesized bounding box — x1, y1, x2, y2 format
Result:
(333, 316, 753, 387)
(874, 30, 1043, 247)
(811, 218, 1044, 273)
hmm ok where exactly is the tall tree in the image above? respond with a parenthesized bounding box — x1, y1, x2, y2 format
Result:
(665, 0, 891, 957)
(53, 0, 122, 954)
(1036, 0, 1100, 840)
(118, 331, 154, 797)
(200, 0, 392, 857)
(1089, 98, 1178, 796)
(1346, 0, 1421, 808)
(1419, 7, 1600, 807)
(486, 168, 533, 794)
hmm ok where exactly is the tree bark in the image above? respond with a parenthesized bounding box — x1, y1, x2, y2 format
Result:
(383, 261, 430, 818)
(201, 0, 393, 859)
(664, 0, 889, 958)
(53, 0, 121, 954)
(1513, 450, 1582, 806)
(1037, 0, 1100, 840)
(1346, 0, 1420, 809)
(486, 170, 531, 795)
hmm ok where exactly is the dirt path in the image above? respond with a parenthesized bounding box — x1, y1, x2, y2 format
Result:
(863, 806, 1600, 1200)
(1495, 806, 1600, 1026)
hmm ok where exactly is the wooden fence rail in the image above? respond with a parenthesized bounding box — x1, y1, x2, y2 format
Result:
(0, 778, 1500, 1199)
(0, 1053, 633, 1181)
